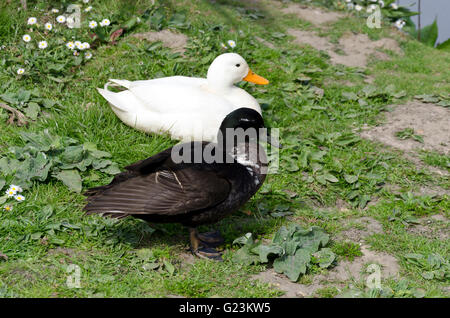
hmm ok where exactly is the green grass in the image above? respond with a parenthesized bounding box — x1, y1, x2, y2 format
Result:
(0, 0, 449, 298)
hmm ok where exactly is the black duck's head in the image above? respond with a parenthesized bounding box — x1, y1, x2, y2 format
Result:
(218, 108, 279, 149)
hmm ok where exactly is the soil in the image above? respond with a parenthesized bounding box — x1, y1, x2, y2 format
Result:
(132, 30, 188, 53)
(406, 215, 449, 240)
(338, 217, 383, 243)
(288, 29, 402, 68)
(281, 3, 344, 25)
(360, 101, 450, 155)
(252, 244, 399, 297)
(359, 101, 450, 178)
(322, 244, 399, 281)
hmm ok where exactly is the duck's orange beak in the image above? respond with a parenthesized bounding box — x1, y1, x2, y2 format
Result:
(243, 69, 269, 85)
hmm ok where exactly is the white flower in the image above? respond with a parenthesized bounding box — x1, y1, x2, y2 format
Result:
(227, 40, 236, 48)
(89, 20, 98, 29)
(345, 0, 351, 2)
(220, 43, 228, 49)
(100, 19, 110, 27)
(136, 17, 141, 23)
(75, 40, 82, 49)
(391, 3, 398, 10)
(3, 205, 13, 212)
(83, 0, 90, 3)
(27, 17, 37, 25)
(51, 8, 59, 13)
(9, 185, 22, 193)
(38, 40, 48, 49)
(56, 15, 66, 23)
(45, 22, 52, 31)
(84, 6, 92, 12)
(367, 4, 377, 13)
(17, 68, 25, 75)
(82, 42, 90, 50)
(379, 1, 385, 8)
(66, 41, 75, 50)
(22, 34, 31, 42)
(347, 3, 354, 10)
(85, 52, 92, 59)
(14, 194, 25, 202)
(5, 188, 16, 197)
(395, 19, 406, 29)
(73, 50, 80, 56)
(355, 5, 362, 11)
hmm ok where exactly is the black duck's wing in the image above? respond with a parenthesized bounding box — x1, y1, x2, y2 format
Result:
(84, 147, 173, 198)
(84, 165, 231, 217)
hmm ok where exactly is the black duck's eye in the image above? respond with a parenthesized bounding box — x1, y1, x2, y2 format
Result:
(235, 64, 240, 67)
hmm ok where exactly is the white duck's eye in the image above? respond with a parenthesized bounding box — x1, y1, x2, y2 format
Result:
(235, 64, 240, 67)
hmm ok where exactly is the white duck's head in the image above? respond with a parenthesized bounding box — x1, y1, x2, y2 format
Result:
(206, 53, 269, 91)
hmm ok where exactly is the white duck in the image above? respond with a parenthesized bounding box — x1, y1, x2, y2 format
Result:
(97, 53, 269, 142)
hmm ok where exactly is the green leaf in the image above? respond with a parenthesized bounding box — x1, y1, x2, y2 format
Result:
(100, 163, 121, 175)
(163, 260, 175, 276)
(31, 232, 43, 240)
(168, 12, 187, 28)
(49, 238, 65, 245)
(416, 19, 438, 47)
(436, 100, 450, 107)
(342, 92, 358, 101)
(344, 174, 358, 184)
(272, 226, 291, 245)
(293, 226, 329, 253)
(0, 158, 20, 175)
(335, 134, 360, 146)
(324, 173, 338, 183)
(23, 102, 40, 120)
(421, 271, 434, 280)
(16, 89, 31, 103)
(284, 158, 299, 172)
(415, 94, 440, 103)
(60, 146, 85, 164)
(233, 233, 254, 246)
(136, 248, 155, 261)
(252, 244, 284, 263)
(40, 205, 54, 221)
(42, 99, 56, 108)
(299, 149, 310, 168)
(142, 262, 160, 271)
(313, 248, 336, 268)
(0, 178, 5, 191)
(437, 38, 450, 51)
(273, 249, 310, 282)
(358, 194, 371, 209)
(54, 170, 82, 193)
(232, 244, 260, 265)
(123, 17, 138, 30)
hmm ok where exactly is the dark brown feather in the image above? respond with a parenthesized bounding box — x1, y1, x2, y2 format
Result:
(84, 143, 231, 218)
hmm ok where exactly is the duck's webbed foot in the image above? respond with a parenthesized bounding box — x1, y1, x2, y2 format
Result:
(197, 230, 224, 247)
(189, 228, 223, 261)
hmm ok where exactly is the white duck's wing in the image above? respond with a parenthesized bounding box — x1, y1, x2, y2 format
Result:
(127, 78, 234, 114)
(97, 77, 233, 142)
(130, 76, 206, 88)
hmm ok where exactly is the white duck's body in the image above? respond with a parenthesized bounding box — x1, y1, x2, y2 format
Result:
(97, 53, 268, 142)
